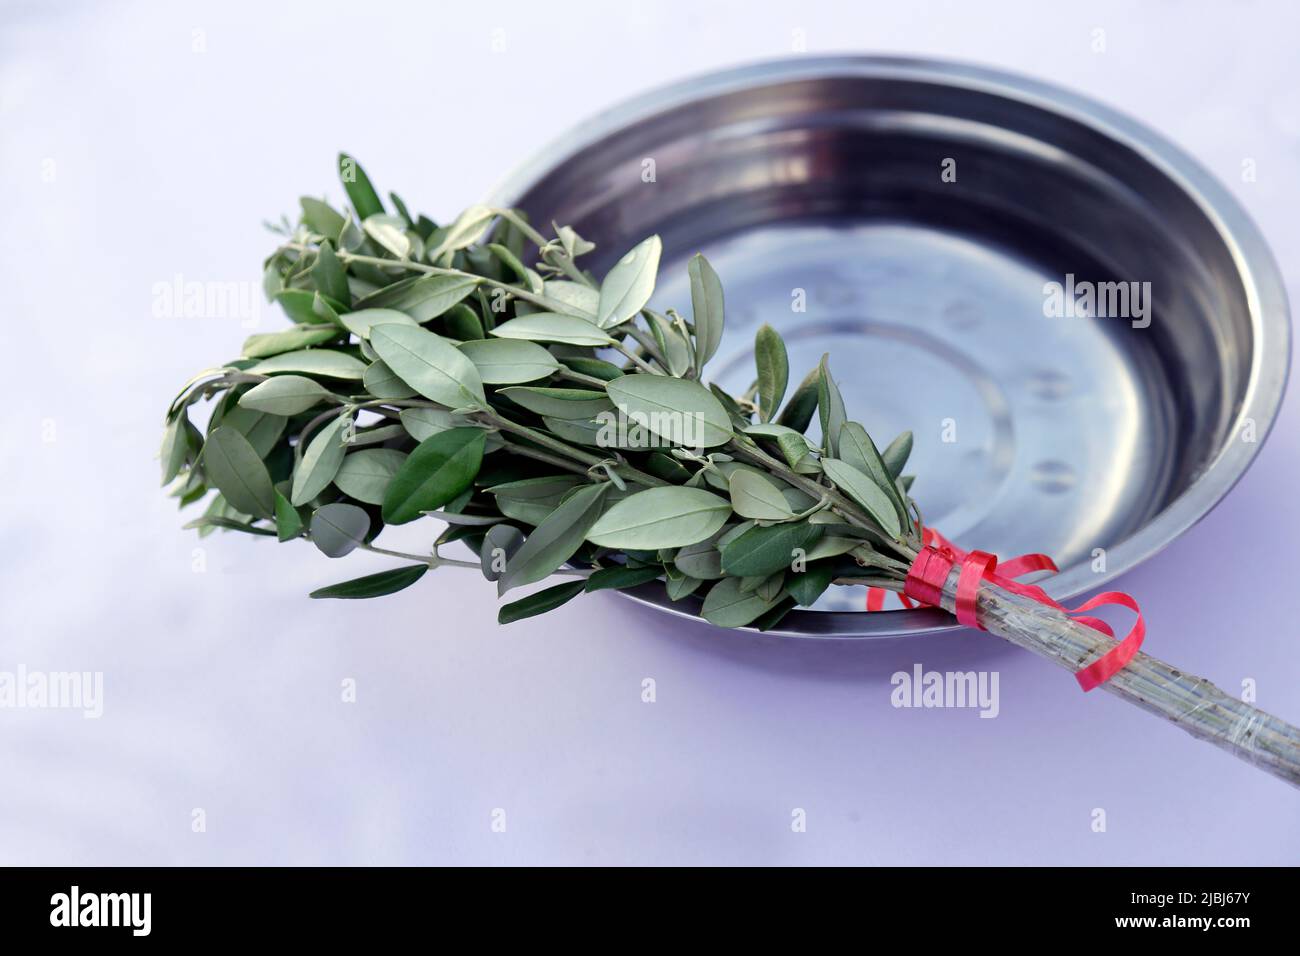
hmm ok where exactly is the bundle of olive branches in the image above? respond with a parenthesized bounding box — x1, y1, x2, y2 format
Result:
(160, 156, 1300, 787)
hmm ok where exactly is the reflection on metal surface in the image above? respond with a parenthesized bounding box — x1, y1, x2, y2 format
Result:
(492, 56, 1290, 638)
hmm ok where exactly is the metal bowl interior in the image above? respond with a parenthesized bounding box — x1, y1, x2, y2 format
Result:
(490, 57, 1289, 638)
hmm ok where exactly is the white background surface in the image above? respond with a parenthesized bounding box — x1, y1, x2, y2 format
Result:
(1, 0, 1298, 864)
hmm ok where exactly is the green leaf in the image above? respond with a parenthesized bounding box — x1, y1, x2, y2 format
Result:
(428, 205, 495, 261)
(558, 356, 624, 381)
(300, 197, 346, 239)
(804, 536, 862, 561)
(490, 313, 614, 347)
(787, 561, 835, 607)
(647, 312, 692, 376)
(276, 289, 344, 325)
(313, 292, 342, 327)
(241, 326, 339, 360)
(743, 422, 818, 472)
(777, 366, 819, 433)
(338, 153, 384, 220)
(665, 573, 703, 601)
(398, 407, 459, 442)
(458, 338, 560, 384)
(498, 579, 587, 624)
(743, 422, 812, 442)
(701, 576, 785, 628)
(239, 375, 331, 416)
(348, 423, 406, 447)
(728, 469, 795, 520)
(718, 522, 821, 577)
(882, 431, 913, 479)
(381, 427, 486, 525)
(753, 571, 785, 602)
(584, 564, 662, 592)
(274, 490, 304, 541)
(362, 214, 411, 259)
(604, 375, 733, 448)
(838, 422, 884, 486)
(751, 598, 797, 632)
(334, 448, 407, 505)
(388, 192, 415, 227)
(490, 475, 585, 526)
(160, 414, 189, 485)
(838, 422, 907, 523)
(688, 253, 725, 369)
(352, 274, 479, 322)
(370, 324, 485, 409)
(586, 486, 730, 549)
(443, 303, 485, 340)
(362, 360, 417, 400)
(674, 537, 725, 580)
(820, 458, 902, 539)
(498, 482, 611, 594)
(250, 349, 367, 380)
(218, 405, 287, 458)
(312, 242, 351, 305)
(499, 387, 613, 420)
(754, 324, 789, 423)
(596, 235, 661, 328)
(310, 564, 428, 599)
(339, 307, 417, 338)
(310, 502, 371, 558)
(817, 355, 846, 455)
(202, 427, 276, 519)
(536, 415, 606, 448)
(291, 415, 350, 505)
(645, 451, 693, 483)
(479, 524, 525, 581)
(487, 242, 529, 281)
(542, 280, 600, 319)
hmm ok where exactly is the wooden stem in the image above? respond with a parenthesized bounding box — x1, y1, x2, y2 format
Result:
(940, 568, 1300, 788)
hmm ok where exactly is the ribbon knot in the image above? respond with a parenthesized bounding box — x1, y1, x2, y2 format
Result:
(868, 529, 1144, 692)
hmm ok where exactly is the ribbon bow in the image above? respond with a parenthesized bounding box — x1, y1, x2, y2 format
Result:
(868, 529, 1144, 691)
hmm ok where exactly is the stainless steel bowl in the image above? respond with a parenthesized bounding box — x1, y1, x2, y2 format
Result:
(490, 56, 1290, 637)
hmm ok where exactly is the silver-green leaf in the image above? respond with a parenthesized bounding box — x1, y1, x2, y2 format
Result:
(490, 313, 614, 347)
(249, 349, 366, 381)
(688, 253, 724, 369)
(351, 274, 478, 322)
(755, 324, 789, 423)
(241, 326, 338, 360)
(820, 458, 902, 539)
(499, 387, 612, 420)
(596, 235, 661, 329)
(203, 426, 276, 519)
(370, 324, 485, 409)
(333, 449, 407, 505)
(701, 576, 784, 628)
(458, 338, 561, 384)
(480, 524, 526, 582)
(291, 413, 351, 506)
(586, 486, 730, 549)
(498, 482, 611, 595)
(310, 503, 370, 558)
(339, 307, 417, 339)
(816, 354, 846, 455)
(728, 470, 795, 520)
(604, 375, 733, 448)
(238, 375, 331, 416)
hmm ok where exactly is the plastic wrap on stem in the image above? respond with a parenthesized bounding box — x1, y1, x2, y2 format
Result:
(937, 566, 1300, 788)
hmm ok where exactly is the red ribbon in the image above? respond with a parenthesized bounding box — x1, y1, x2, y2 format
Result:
(867, 529, 1144, 691)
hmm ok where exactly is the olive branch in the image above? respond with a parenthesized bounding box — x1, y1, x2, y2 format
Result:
(160, 155, 1300, 787)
